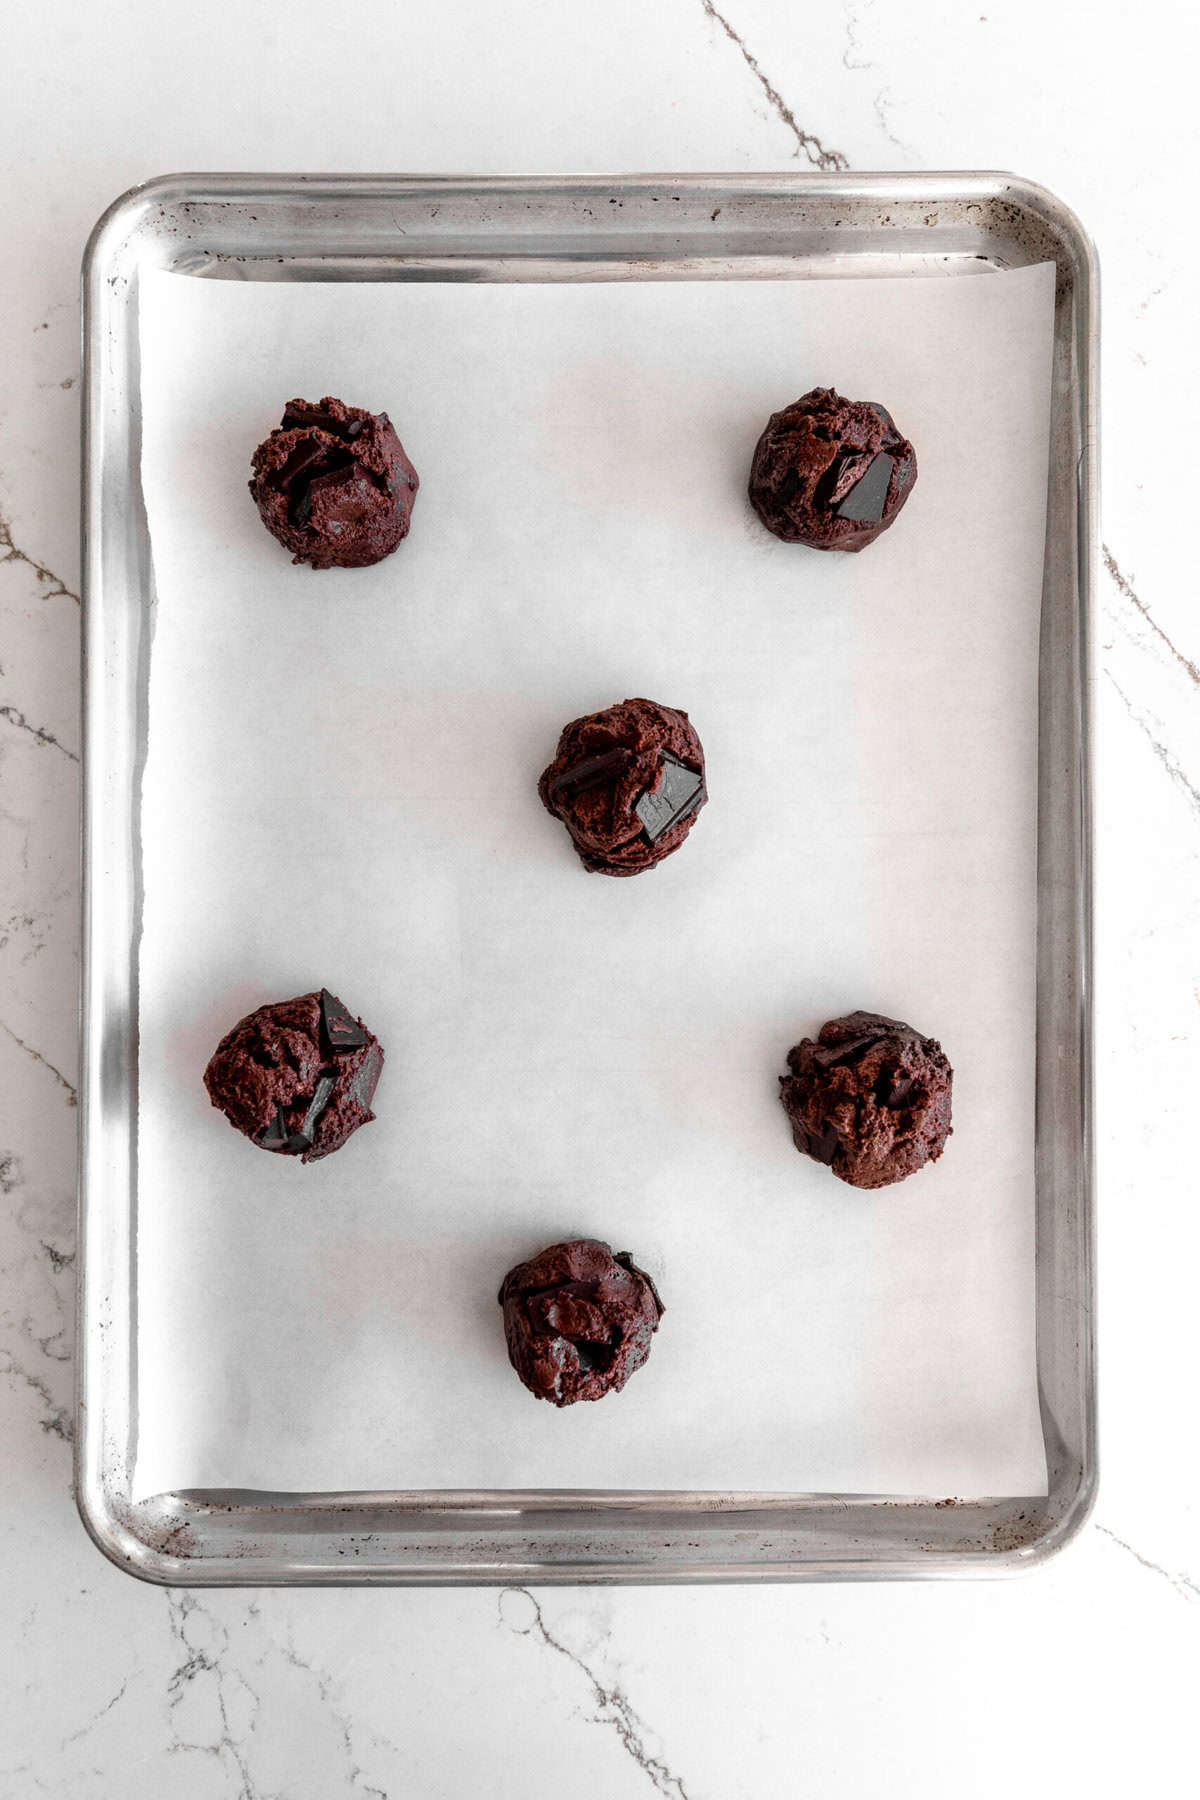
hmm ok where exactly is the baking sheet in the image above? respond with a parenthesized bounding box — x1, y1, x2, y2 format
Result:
(133, 261, 1054, 1500)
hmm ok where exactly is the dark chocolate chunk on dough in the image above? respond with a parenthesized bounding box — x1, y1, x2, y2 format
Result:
(749, 388, 916, 552)
(249, 395, 418, 569)
(204, 989, 383, 1163)
(538, 698, 706, 876)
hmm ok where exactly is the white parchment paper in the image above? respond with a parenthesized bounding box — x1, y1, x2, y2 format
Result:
(134, 261, 1054, 1499)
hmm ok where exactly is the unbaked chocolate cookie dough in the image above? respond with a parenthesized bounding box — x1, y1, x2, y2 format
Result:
(779, 1010, 952, 1189)
(204, 988, 384, 1163)
(748, 387, 917, 552)
(498, 1238, 664, 1406)
(538, 697, 706, 876)
(249, 395, 418, 569)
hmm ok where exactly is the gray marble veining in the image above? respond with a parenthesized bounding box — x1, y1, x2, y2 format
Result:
(1, 0, 1197, 1792)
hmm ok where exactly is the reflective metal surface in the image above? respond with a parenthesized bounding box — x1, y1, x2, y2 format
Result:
(79, 173, 1096, 1583)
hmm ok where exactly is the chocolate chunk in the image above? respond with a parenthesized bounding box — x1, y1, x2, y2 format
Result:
(282, 405, 335, 432)
(281, 405, 365, 439)
(349, 1041, 384, 1114)
(549, 747, 635, 801)
(320, 989, 368, 1053)
(774, 466, 801, 509)
(803, 1123, 841, 1165)
(538, 698, 707, 877)
(270, 438, 332, 493)
(304, 461, 365, 501)
(634, 754, 705, 843)
(819, 449, 873, 507)
(811, 1032, 882, 1069)
(878, 1073, 915, 1109)
(257, 1108, 292, 1151)
(836, 451, 894, 524)
(255, 1077, 334, 1156)
(614, 1250, 664, 1317)
(298, 1074, 336, 1143)
(273, 444, 358, 524)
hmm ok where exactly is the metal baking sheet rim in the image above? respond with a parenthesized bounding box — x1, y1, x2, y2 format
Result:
(77, 172, 1097, 1585)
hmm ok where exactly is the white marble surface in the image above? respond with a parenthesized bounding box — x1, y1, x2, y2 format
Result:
(0, 1, 1196, 1792)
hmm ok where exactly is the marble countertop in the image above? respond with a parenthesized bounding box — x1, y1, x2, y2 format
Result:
(1, 1, 1196, 1793)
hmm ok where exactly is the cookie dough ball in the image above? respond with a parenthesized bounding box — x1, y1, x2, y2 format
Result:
(779, 1010, 951, 1189)
(204, 988, 384, 1163)
(498, 1238, 664, 1406)
(749, 387, 917, 552)
(249, 395, 418, 569)
(538, 697, 706, 877)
